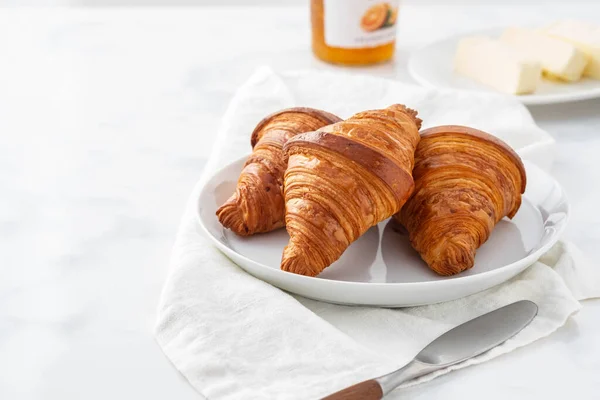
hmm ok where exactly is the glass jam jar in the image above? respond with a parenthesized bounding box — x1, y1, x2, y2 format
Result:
(311, 0, 400, 65)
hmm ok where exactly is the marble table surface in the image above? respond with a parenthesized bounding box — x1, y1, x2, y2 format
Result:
(1, 5, 600, 399)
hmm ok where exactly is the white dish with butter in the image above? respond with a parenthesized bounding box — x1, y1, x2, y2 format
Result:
(197, 158, 568, 307)
(408, 28, 600, 105)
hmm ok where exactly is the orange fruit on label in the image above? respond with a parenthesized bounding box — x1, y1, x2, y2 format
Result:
(360, 3, 389, 32)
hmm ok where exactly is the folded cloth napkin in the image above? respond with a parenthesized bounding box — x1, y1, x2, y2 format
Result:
(155, 67, 600, 400)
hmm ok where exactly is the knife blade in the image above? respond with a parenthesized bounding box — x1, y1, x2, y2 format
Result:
(322, 300, 538, 399)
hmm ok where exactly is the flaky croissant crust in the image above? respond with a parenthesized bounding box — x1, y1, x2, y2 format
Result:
(250, 107, 342, 148)
(216, 107, 341, 236)
(280, 104, 422, 276)
(396, 125, 526, 276)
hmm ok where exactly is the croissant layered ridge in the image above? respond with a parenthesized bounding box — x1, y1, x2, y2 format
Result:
(216, 107, 341, 236)
(281, 104, 422, 276)
(396, 125, 527, 276)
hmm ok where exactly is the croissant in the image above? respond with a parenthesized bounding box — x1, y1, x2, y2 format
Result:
(395, 125, 527, 276)
(216, 107, 341, 236)
(281, 104, 422, 276)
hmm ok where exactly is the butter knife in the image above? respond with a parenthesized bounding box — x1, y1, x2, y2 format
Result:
(322, 300, 538, 399)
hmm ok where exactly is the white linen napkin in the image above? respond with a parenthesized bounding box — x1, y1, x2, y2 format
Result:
(155, 67, 600, 400)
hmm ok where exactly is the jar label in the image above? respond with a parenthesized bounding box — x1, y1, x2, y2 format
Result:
(323, 0, 400, 49)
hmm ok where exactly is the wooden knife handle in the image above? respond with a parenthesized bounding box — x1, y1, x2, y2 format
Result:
(322, 379, 383, 400)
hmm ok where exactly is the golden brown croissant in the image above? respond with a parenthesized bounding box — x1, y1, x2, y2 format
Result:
(216, 107, 341, 236)
(395, 125, 527, 276)
(281, 104, 422, 276)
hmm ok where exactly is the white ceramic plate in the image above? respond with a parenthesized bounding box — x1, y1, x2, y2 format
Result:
(197, 156, 569, 307)
(408, 29, 600, 106)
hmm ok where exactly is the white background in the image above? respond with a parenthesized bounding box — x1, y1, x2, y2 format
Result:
(5, 0, 600, 6)
(1, 2, 599, 400)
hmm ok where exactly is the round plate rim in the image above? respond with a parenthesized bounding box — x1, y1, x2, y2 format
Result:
(196, 155, 570, 290)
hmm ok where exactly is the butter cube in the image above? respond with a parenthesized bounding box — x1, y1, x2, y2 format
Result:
(501, 27, 588, 82)
(543, 20, 600, 79)
(454, 36, 541, 94)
